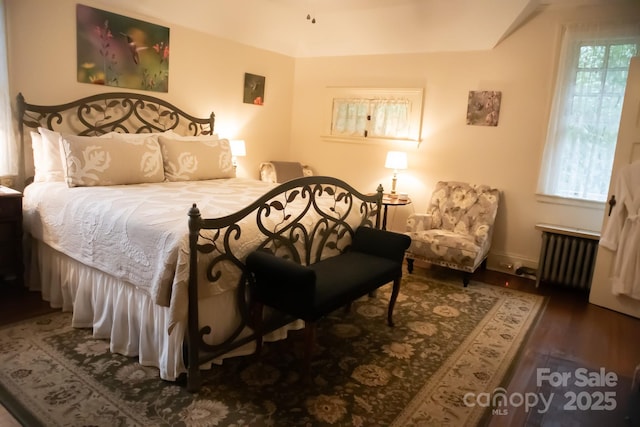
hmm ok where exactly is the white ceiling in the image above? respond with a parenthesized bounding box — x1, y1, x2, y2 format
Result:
(104, 0, 619, 58)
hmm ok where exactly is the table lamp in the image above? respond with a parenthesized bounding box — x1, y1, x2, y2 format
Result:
(384, 151, 407, 196)
(230, 140, 246, 169)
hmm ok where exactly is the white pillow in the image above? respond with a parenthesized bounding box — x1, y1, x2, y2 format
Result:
(35, 127, 65, 182)
(59, 134, 165, 187)
(31, 131, 44, 182)
(158, 136, 233, 181)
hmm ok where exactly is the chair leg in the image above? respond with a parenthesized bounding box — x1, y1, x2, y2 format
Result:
(303, 322, 316, 381)
(387, 277, 401, 327)
(463, 273, 470, 287)
(407, 258, 414, 273)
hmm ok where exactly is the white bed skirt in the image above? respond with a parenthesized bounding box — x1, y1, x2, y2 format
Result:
(26, 238, 303, 381)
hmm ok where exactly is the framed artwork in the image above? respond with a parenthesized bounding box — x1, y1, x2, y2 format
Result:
(466, 91, 502, 126)
(76, 4, 170, 93)
(243, 73, 265, 105)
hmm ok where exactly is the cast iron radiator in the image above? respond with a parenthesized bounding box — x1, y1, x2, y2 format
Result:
(534, 224, 600, 290)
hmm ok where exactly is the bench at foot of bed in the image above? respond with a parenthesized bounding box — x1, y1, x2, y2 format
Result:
(246, 226, 411, 379)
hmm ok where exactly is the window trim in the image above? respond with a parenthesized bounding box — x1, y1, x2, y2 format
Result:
(537, 23, 640, 206)
(535, 193, 605, 210)
(321, 87, 424, 145)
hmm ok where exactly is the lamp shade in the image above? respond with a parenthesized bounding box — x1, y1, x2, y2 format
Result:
(230, 140, 246, 157)
(385, 151, 407, 170)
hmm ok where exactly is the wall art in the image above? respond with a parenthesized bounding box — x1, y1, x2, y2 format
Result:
(243, 73, 265, 105)
(76, 4, 170, 93)
(466, 90, 501, 126)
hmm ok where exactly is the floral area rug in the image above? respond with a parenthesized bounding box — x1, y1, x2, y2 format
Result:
(0, 274, 544, 427)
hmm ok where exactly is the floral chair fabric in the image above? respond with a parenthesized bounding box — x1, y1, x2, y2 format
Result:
(404, 181, 500, 286)
(259, 161, 313, 183)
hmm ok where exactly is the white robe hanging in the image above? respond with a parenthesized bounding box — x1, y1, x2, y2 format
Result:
(599, 161, 640, 299)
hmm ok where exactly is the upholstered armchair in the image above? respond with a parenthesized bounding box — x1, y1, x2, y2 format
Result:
(259, 161, 313, 183)
(404, 181, 500, 286)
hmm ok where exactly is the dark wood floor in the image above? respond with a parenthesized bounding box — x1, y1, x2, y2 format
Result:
(1, 269, 639, 426)
(469, 269, 640, 427)
(0, 280, 56, 327)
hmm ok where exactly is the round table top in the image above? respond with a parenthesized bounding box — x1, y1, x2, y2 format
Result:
(382, 195, 411, 206)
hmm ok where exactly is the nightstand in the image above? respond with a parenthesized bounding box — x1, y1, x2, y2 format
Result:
(0, 186, 23, 286)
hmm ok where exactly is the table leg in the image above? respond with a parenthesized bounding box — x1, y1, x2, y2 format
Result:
(382, 205, 389, 230)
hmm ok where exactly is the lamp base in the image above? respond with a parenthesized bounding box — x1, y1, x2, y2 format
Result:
(390, 173, 398, 196)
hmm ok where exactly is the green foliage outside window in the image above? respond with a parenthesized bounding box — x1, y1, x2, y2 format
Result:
(554, 40, 637, 202)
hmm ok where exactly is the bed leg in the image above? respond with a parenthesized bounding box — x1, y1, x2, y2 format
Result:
(303, 322, 316, 383)
(187, 359, 202, 393)
(253, 301, 264, 357)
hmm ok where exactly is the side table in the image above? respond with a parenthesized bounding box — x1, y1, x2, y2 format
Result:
(0, 186, 23, 286)
(381, 194, 412, 230)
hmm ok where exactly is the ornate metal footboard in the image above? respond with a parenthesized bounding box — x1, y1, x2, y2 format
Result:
(187, 176, 383, 391)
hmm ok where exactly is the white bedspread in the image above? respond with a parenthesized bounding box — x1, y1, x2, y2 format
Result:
(23, 178, 276, 331)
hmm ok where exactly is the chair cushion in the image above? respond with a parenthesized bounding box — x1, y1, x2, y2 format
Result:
(405, 229, 483, 271)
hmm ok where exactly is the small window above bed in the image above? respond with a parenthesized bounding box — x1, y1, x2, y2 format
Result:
(322, 87, 424, 145)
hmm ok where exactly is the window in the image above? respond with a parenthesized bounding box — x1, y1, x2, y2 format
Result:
(537, 24, 640, 203)
(323, 88, 423, 143)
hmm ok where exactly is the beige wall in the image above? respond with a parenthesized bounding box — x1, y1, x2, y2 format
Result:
(6, 0, 640, 273)
(290, 3, 640, 271)
(6, 0, 295, 181)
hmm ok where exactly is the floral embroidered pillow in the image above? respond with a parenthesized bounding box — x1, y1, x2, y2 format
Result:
(59, 134, 165, 187)
(158, 136, 234, 181)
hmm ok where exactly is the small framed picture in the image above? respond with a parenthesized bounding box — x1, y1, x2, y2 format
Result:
(243, 73, 265, 105)
(466, 90, 501, 126)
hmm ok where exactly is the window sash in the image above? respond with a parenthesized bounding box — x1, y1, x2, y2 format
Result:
(331, 98, 368, 137)
(331, 98, 411, 139)
(323, 87, 423, 143)
(538, 23, 640, 203)
(370, 99, 410, 138)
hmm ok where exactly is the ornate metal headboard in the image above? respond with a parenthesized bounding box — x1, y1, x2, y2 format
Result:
(16, 91, 216, 184)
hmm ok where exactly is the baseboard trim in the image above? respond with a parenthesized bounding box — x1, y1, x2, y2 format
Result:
(487, 253, 538, 278)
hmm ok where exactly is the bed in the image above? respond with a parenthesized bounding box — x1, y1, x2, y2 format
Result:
(16, 91, 383, 390)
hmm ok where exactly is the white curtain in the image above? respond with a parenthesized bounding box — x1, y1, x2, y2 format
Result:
(331, 98, 369, 136)
(0, 0, 18, 182)
(371, 99, 409, 138)
(537, 22, 640, 202)
(331, 97, 410, 139)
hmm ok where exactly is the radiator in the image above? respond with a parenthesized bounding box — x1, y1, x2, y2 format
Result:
(535, 224, 600, 290)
